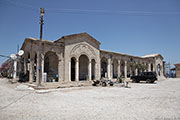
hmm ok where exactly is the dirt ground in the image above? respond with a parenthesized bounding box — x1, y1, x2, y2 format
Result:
(0, 78, 180, 120)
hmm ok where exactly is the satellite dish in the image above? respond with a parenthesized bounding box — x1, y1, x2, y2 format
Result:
(10, 54, 17, 60)
(18, 50, 24, 56)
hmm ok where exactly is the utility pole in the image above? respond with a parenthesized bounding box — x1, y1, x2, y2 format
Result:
(38, 8, 45, 86)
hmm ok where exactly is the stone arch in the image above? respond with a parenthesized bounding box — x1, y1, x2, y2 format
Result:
(22, 51, 30, 82)
(120, 60, 125, 77)
(112, 59, 118, 78)
(79, 54, 89, 80)
(70, 43, 96, 62)
(130, 61, 136, 76)
(44, 51, 58, 82)
(127, 61, 131, 78)
(151, 64, 153, 71)
(70, 57, 76, 81)
(91, 59, 96, 80)
(101, 57, 108, 78)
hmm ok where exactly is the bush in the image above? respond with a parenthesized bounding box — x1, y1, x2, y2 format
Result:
(117, 76, 123, 83)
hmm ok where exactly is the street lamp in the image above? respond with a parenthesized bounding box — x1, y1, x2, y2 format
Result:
(38, 8, 45, 86)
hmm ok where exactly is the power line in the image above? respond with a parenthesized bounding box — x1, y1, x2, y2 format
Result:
(0, 54, 10, 58)
(1, 0, 38, 12)
(1, 0, 180, 16)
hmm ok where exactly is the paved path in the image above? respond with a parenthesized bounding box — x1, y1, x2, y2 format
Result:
(0, 78, 180, 120)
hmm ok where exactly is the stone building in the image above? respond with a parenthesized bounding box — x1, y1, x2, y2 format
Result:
(19, 32, 165, 86)
(174, 63, 180, 78)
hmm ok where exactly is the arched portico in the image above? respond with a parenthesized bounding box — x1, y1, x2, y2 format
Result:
(101, 57, 108, 78)
(112, 59, 118, 78)
(91, 59, 96, 80)
(70, 57, 76, 81)
(79, 54, 89, 80)
(120, 60, 125, 77)
(151, 64, 153, 71)
(44, 51, 58, 82)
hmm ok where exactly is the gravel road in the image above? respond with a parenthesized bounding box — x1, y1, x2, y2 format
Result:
(0, 78, 180, 120)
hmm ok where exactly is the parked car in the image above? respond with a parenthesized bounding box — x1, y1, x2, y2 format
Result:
(130, 72, 157, 83)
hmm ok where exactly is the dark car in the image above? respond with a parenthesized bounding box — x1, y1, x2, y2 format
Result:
(130, 72, 157, 83)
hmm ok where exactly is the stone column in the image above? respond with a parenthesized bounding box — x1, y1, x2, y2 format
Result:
(58, 59, 61, 82)
(94, 62, 97, 80)
(23, 57, 27, 74)
(111, 62, 113, 79)
(148, 63, 151, 72)
(88, 61, 92, 81)
(118, 60, 121, 77)
(124, 60, 127, 79)
(69, 60, 71, 81)
(75, 60, 79, 81)
(107, 58, 111, 79)
(135, 68, 138, 76)
(36, 52, 39, 84)
(154, 63, 158, 76)
(13, 60, 17, 79)
(41, 54, 45, 83)
(161, 64, 164, 77)
(29, 54, 34, 83)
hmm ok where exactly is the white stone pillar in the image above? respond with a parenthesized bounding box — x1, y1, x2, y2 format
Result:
(75, 60, 79, 81)
(135, 68, 138, 76)
(88, 61, 92, 81)
(13, 60, 17, 79)
(124, 60, 127, 79)
(58, 59, 61, 82)
(69, 60, 71, 81)
(36, 53, 39, 83)
(118, 60, 121, 77)
(23, 57, 27, 74)
(111, 62, 113, 79)
(161, 64, 164, 77)
(94, 62, 97, 80)
(29, 55, 34, 83)
(41, 54, 44, 83)
(108, 58, 111, 79)
(148, 63, 151, 72)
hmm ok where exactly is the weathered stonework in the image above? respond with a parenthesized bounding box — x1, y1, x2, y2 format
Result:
(19, 32, 165, 86)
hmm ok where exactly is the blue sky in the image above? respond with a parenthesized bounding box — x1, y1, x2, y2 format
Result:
(0, 0, 180, 68)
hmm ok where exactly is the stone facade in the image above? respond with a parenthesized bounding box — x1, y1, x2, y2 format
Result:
(174, 63, 180, 78)
(19, 32, 165, 86)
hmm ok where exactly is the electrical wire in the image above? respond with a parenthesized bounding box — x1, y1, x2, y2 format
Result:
(1, 0, 180, 16)
(0, 54, 10, 58)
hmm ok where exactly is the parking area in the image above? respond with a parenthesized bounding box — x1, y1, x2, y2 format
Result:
(0, 78, 180, 120)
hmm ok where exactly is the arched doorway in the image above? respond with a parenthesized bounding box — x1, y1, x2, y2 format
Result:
(131, 62, 135, 76)
(120, 60, 125, 77)
(101, 57, 107, 78)
(113, 59, 118, 78)
(127, 61, 130, 78)
(79, 55, 89, 80)
(151, 64, 153, 71)
(91, 59, 95, 80)
(44, 51, 58, 82)
(71, 57, 76, 81)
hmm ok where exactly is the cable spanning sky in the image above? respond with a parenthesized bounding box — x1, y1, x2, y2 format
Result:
(0, 0, 180, 68)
